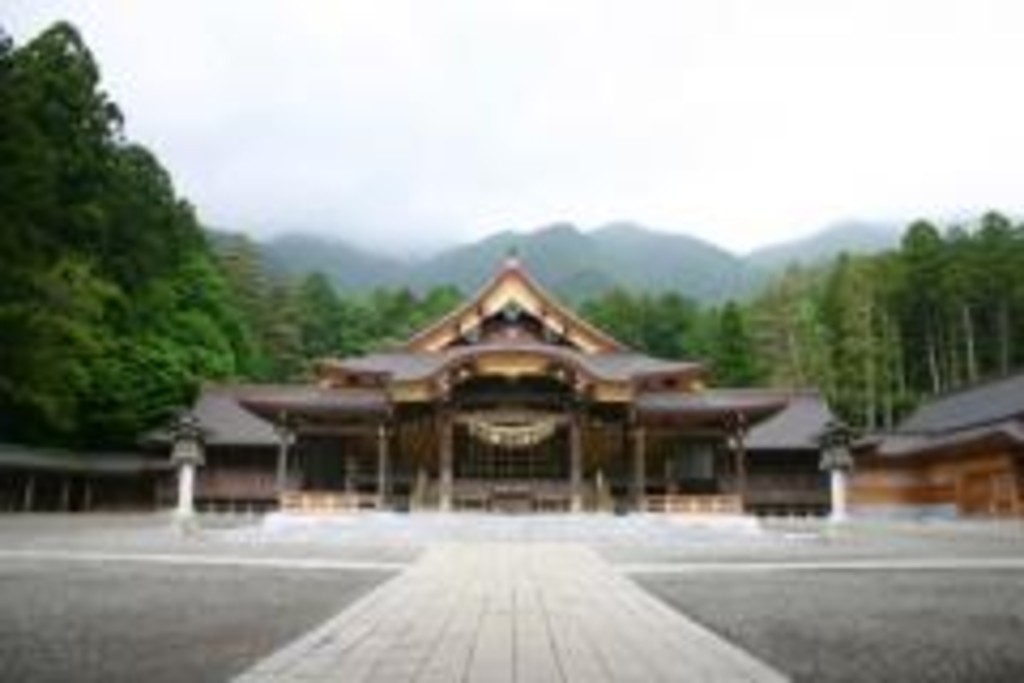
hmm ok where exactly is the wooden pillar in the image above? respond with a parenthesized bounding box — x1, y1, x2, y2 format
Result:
(83, 479, 92, 512)
(439, 412, 454, 512)
(632, 426, 646, 512)
(344, 451, 357, 495)
(376, 424, 389, 509)
(23, 474, 35, 512)
(275, 420, 292, 495)
(570, 415, 583, 512)
(61, 478, 72, 512)
(414, 417, 428, 508)
(731, 415, 748, 512)
(1013, 459, 1022, 518)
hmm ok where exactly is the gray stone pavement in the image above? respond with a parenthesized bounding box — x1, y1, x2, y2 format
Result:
(3, 513, 1024, 682)
(639, 569, 1024, 683)
(0, 559, 391, 683)
(233, 543, 787, 683)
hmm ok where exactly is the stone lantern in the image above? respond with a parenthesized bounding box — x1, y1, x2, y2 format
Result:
(171, 411, 205, 525)
(818, 419, 855, 522)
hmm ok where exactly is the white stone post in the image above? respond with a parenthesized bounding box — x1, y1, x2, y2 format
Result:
(830, 468, 849, 522)
(275, 421, 293, 506)
(819, 419, 855, 524)
(171, 412, 205, 529)
(176, 460, 196, 519)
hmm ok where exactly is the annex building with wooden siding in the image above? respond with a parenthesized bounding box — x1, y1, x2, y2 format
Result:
(153, 257, 836, 516)
(851, 373, 1024, 518)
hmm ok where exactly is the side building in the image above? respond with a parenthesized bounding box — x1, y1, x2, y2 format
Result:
(852, 372, 1024, 518)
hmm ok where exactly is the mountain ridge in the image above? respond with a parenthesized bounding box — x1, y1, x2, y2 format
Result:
(221, 220, 900, 304)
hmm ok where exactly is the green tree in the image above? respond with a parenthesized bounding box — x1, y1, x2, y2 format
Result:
(710, 302, 762, 387)
(0, 22, 246, 446)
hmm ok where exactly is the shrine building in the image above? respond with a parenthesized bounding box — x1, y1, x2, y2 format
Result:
(159, 257, 835, 515)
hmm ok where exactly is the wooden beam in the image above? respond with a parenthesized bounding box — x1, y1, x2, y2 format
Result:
(294, 424, 381, 437)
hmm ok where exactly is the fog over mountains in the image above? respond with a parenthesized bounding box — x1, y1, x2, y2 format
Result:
(238, 221, 901, 304)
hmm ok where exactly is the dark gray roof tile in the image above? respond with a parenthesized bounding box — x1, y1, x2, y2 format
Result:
(897, 372, 1024, 434)
(332, 343, 700, 384)
(745, 393, 834, 450)
(0, 443, 169, 474)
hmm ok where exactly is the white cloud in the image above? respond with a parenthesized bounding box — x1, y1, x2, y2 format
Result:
(6, 0, 1024, 253)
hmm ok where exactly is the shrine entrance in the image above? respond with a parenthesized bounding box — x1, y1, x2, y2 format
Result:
(450, 411, 574, 511)
(441, 375, 584, 512)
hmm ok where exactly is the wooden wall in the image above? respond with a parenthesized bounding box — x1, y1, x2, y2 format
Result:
(851, 448, 1022, 518)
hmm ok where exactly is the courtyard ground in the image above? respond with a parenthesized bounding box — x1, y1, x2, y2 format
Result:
(0, 513, 1022, 682)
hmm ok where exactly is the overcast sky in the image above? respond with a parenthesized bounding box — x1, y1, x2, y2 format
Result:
(6, 1, 1024, 254)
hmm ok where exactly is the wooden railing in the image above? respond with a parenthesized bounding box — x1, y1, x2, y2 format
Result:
(452, 480, 574, 512)
(279, 490, 380, 513)
(645, 494, 743, 514)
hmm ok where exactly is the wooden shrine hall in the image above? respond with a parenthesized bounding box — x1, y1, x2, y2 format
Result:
(169, 258, 834, 515)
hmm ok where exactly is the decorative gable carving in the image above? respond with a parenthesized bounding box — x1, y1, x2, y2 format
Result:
(402, 257, 624, 355)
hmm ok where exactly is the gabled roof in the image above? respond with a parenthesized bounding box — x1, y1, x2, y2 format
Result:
(328, 341, 700, 386)
(869, 372, 1024, 459)
(745, 392, 834, 450)
(401, 256, 626, 354)
(876, 421, 1024, 459)
(144, 386, 279, 447)
(896, 372, 1024, 434)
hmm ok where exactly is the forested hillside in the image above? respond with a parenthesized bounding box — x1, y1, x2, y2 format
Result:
(0, 23, 250, 447)
(749, 216, 1024, 429)
(0, 23, 456, 447)
(3, 22, 1024, 450)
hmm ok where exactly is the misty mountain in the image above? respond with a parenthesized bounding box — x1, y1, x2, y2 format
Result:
(401, 222, 756, 303)
(746, 221, 901, 271)
(241, 220, 901, 304)
(260, 233, 406, 290)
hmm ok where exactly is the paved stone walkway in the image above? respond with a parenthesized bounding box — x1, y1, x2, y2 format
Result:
(233, 543, 787, 683)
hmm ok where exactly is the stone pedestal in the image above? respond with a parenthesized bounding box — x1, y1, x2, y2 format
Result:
(830, 469, 849, 522)
(819, 419, 855, 524)
(175, 460, 196, 520)
(170, 412, 204, 531)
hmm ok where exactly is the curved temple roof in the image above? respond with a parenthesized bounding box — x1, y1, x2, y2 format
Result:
(323, 342, 702, 387)
(185, 259, 812, 432)
(233, 384, 390, 421)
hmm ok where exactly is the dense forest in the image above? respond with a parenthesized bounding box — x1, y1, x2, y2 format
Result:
(0, 23, 458, 447)
(3, 22, 1024, 450)
(750, 216, 1024, 429)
